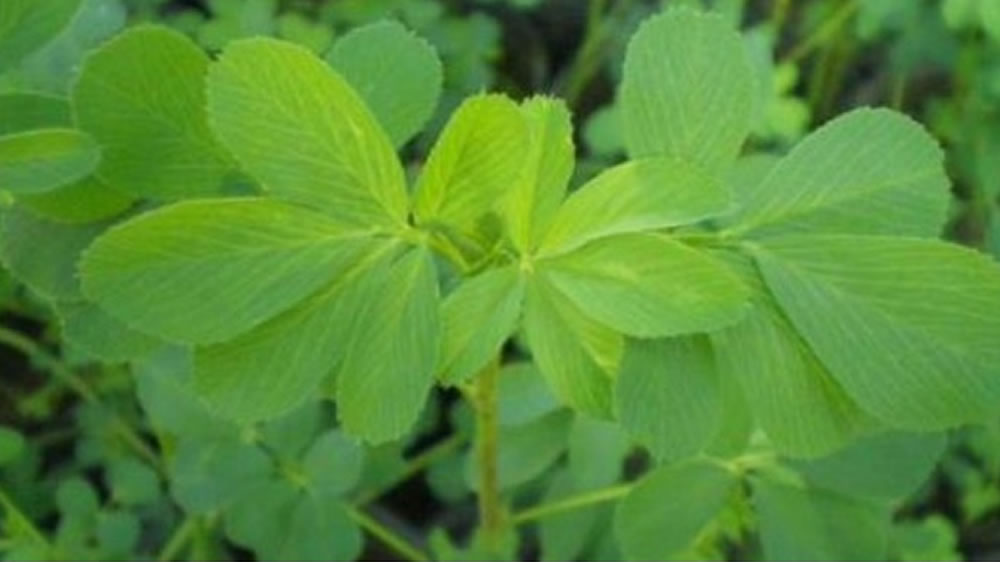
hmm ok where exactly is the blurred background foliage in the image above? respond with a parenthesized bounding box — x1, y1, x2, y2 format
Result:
(0, 0, 998, 560)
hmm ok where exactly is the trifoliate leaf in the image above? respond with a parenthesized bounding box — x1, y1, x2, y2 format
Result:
(280, 494, 362, 562)
(327, 20, 442, 148)
(790, 431, 946, 501)
(72, 25, 232, 199)
(751, 471, 891, 561)
(414, 94, 528, 236)
(540, 158, 729, 255)
(542, 234, 749, 338)
(0, 0, 81, 71)
(259, 403, 324, 461)
(224, 480, 298, 559)
(81, 198, 373, 345)
(207, 37, 407, 228)
(504, 96, 574, 254)
(753, 235, 1000, 429)
(0, 129, 100, 194)
(614, 458, 738, 561)
(0, 205, 106, 300)
(337, 245, 441, 443)
(620, 8, 755, 171)
(194, 242, 391, 424)
(523, 275, 620, 417)
(616, 336, 721, 461)
(729, 109, 949, 237)
(439, 265, 524, 384)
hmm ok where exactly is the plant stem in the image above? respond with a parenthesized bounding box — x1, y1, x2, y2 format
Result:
(781, 0, 858, 64)
(560, 0, 634, 108)
(473, 357, 503, 549)
(345, 505, 429, 562)
(0, 326, 164, 474)
(510, 483, 633, 525)
(353, 433, 466, 505)
(0, 486, 50, 549)
(157, 516, 197, 562)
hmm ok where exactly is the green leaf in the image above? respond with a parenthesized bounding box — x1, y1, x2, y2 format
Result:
(12, 0, 126, 95)
(567, 416, 630, 489)
(0, 93, 70, 135)
(0, 205, 105, 300)
(540, 157, 729, 255)
(0, 93, 131, 223)
(754, 235, 1000, 429)
(134, 348, 240, 441)
(73, 25, 232, 199)
(614, 458, 738, 561)
(170, 437, 273, 514)
(616, 336, 721, 461)
(224, 480, 298, 559)
(207, 37, 407, 227)
(327, 20, 442, 148)
(194, 243, 389, 424)
(0, 0, 81, 71)
(503, 96, 574, 254)
(465, 410, 572, 491)
(259, 403, 324, 461)
(337, 245, 441, 443)
(107, 458, 160, 506)
(791, 431, 946, 501)
(302, 430, 364, 496)
(711, 251, 871, 458)
(538, 470, 606, 562)
(18, 176, 132, 225)
(752, 471, 891, 561)
(81, 198, 372, 345)
(57, 300, 163, 362)
(497, 362, 560, 426)
(56, 477, 99, 517)
(0, 426, 25, 466)
(279, 495, 362, 561)
(439, 265, 524, 384)
(414, 94, 528, 234)
(729, 109, 949, 237)
(542, 234, 749, 337)
(0, 129, 100, 194)
(523, 275, 620, 417)
(620, 8, 755, 171)
(95, 510, 139, 555)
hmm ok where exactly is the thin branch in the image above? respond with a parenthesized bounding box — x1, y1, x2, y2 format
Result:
(511, 483, 633, 525)
(345, 505, 429, 562)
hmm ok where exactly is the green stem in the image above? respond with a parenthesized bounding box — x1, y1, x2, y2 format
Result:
(157, 516, 197, 562)
(781, 0, 858, 64)
(473, 358, 503, 549)
(560, 0, 633, 107)
(0, 486, 50, 549)
(0, 326, 164, 474)
(345, 506, 429, 562)
(511, 483, 633, 525)
(353, 433, 466, 505)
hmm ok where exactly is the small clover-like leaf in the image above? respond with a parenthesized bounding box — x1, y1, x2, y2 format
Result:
(207, 37, 408, 228)
(0, 129, 100, 194)
(327, 20, 443, 148)
(73, 25, 233, 199)
(621, 8, 755, 172)
(753, 235, 1000, 429)
(81, 198, 374, 345)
